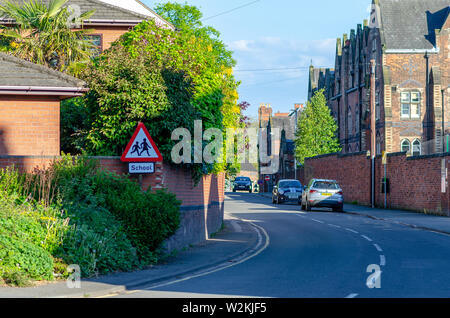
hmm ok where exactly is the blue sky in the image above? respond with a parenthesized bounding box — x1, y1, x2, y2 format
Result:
(143, 0, 371, 119)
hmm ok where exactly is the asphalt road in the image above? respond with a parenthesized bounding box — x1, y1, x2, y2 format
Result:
(114, 193, 450, 298)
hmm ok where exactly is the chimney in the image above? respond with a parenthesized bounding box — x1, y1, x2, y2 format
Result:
(258, 103, 272, 123)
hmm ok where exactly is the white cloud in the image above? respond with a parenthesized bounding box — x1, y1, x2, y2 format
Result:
(227, 39, 255, 52)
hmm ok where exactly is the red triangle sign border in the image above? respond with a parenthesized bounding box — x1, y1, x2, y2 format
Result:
(121, 122, 163, 163)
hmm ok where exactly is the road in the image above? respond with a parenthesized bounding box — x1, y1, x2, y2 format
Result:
(113, 193, 450, 298)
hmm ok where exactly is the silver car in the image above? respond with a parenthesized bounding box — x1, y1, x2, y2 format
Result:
(301, 179, 344, 212)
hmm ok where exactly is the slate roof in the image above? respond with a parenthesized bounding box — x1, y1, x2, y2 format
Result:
(0, 52, 85, 89)
(0, 0, 173, 28)
(378, 0, 450, 50)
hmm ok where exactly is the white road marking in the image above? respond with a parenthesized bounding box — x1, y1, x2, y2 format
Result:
(345, 293, 358, 298)
(380, 255, 386, 266)
(345, 228, 359, 234)
(361, 235, 373, 242)
(328, 224, 341, 228)
(373, 244, 383, 252)
(140, 220, 270, 291)
(311, 219, 324, 224)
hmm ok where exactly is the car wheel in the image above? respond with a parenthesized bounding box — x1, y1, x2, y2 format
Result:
(233, 188, 236, 192)
(301, 202, 305, 211)
(249, 189, 252, 193)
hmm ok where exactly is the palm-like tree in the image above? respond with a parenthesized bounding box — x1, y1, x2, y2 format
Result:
(0, 0, 96, 74)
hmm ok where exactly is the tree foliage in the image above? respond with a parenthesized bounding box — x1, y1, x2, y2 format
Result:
(295, 89, 341, 164)
(0, 0, 95, 74)
(69, 15, 243, 180)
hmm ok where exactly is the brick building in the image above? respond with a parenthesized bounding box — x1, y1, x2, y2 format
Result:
(0, 52, 86, 156)
(0, 0, 174, 52)
(258, 103, 303, 191)
(309, 0, 450, 157)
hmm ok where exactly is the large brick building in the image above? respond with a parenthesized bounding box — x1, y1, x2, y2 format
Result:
(0, 0, 174, 52)
(309, 0, 450, 157)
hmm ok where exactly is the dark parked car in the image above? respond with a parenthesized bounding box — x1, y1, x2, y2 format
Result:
(233, 177, 252, 193)
(301, 179, 344, 212)
(272, 179, 303, 204)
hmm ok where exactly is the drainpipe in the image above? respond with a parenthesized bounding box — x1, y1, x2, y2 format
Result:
(425, 52, 430, 150)
(370, 59, 376, 208)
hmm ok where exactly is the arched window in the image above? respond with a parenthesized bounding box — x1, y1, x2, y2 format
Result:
(412, 139, 421, 156)
(401, 139, 411, 153)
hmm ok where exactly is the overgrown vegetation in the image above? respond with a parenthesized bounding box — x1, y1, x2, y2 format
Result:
(0, 156, 180, 286)
(61, 3, 246, 182)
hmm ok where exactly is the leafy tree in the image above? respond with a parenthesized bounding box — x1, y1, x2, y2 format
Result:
(295, 89, 341, 164)
(0, 0, 95, 74)
(154, 2, 235, 69)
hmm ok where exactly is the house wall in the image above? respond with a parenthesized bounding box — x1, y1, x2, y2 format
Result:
(0, 95, 60, 156)
(86, 25, 134, 50)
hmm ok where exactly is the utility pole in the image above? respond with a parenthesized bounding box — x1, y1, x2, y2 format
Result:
(370, 59, 376, 209)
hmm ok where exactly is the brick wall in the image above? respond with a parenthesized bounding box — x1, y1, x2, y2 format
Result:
(0, 156, 225, 252)
(0, 96, 60, 156)
(87, 26, 133, 50)
(302, 152, 450, 216)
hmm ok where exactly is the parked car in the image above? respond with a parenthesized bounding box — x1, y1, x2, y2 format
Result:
(233, 177, 252, 193)
(301, 179, 343, 212)
(272, 179, 303, 204)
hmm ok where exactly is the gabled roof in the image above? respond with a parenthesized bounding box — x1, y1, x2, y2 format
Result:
(0, 52, 87, 97)
(378, 0, 450, 51)
(0, 0, 174, 29)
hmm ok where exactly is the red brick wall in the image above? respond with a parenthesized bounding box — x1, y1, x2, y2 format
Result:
(0, 155, 225, 208)
(303, 152, 371, 205)
(0, 96, 60, 156)
(302, 152, 450, 215)
(85, 26, 133, 51)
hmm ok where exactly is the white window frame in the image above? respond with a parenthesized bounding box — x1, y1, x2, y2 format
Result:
(401, 139, 411, 153)
(400, 91, 421, 119)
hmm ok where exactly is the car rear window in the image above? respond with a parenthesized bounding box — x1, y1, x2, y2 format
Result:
(279, 181, 302, 188)
(312, 181, 339, 189)
(235, 177, 250, 181)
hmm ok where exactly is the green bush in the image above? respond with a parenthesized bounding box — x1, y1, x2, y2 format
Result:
(0, 234, 54, 282)
(51, 156, 181, 264)
(0, 155, 181, 284)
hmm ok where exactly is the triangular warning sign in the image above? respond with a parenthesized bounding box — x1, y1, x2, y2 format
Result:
(121, 122, 163, 162)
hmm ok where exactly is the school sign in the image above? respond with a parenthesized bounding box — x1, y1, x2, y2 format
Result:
(121, 122, 163, 174)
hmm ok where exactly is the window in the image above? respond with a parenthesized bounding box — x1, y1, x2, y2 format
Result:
(401, 91, 421, 119)
(412, 139, 421, 156)
(312, 181, 340, 190)
(84, 34, 102, 57)
(401, 139, 411, 153)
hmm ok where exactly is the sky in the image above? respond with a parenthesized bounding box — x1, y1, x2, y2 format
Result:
(142, 0, 371, 119)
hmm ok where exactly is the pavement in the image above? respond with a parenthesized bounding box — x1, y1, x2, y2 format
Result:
(0, 213, 264, 298)
(259, 192, 450, 235)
